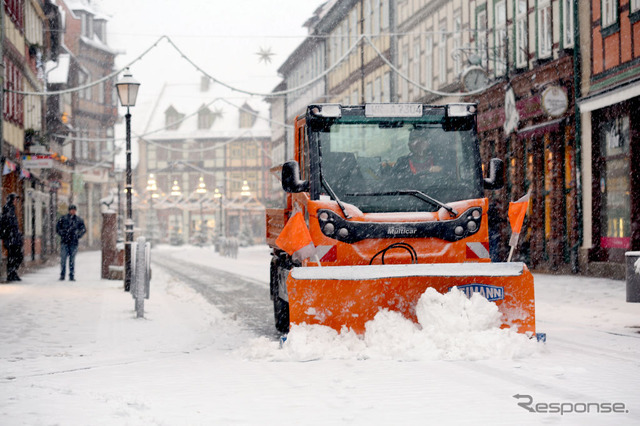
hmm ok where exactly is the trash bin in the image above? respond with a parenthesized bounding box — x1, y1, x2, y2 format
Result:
(626, 251, 640, 303)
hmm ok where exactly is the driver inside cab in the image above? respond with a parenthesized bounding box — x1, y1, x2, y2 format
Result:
(393, 129, 443, 175)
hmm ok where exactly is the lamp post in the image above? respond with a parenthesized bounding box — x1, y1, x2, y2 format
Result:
(115, 68, 140, 292)
(195, 176, 207, 243)
(170, 179, 182, 244)
(213, 186, 223, 238)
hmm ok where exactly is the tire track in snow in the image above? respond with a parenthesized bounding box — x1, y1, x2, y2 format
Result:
(152, 252, 278, 339)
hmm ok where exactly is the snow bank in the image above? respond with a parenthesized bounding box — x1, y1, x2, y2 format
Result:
(242, 287, 541, 362)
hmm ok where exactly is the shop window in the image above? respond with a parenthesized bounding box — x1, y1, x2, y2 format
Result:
(600, 115, 630, 249)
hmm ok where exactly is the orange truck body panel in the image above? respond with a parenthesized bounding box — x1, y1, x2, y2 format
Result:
(286, 263, 535, 335)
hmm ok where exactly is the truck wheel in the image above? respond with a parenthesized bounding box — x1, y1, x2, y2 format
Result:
(273, 296, 290, 333)
(271, 256, 291, 333)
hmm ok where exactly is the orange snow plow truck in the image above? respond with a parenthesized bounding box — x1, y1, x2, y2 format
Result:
(266, 103, 536, 336)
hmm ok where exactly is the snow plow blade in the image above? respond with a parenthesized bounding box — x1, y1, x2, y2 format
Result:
(286, 262, 535, 335)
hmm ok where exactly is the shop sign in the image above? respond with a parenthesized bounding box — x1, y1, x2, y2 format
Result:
(22, 155, 54, 169)
(542, 86, 569, 118)
(504, 87, 520, 134)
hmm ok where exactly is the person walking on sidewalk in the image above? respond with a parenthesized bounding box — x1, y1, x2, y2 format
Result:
(0, 193, 24, 282)
(56, 205, 86, 281)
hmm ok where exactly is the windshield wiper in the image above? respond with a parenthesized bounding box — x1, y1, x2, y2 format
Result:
(322, 177, 351, 219)
(345, 190, 458, 216)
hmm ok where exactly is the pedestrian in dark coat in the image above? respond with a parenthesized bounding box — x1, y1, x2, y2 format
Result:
(0, 193, 24, 282)
(56, 204, 86, 281)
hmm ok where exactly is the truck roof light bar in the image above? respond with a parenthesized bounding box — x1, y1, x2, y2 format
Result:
(309, 104, 342, 118)
(365, 103, 423, 117)
(446, 103, 477, 117)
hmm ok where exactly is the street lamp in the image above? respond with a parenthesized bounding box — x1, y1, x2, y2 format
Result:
(213, 187, 223, 242)
(241, 180, 251, 197)
(195, 176, 207, 242)
(146, 173, 158, 194)
(170, 179, 182, 196)
(169, 180, 182, 244)
(115, 68, 140, 292)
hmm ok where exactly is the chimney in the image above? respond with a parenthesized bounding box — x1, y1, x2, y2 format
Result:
(200, 76, 210, 92)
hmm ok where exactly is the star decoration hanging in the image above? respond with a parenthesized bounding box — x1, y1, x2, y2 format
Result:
(256, 46, 275, 64)
(213, 107, 224, 119)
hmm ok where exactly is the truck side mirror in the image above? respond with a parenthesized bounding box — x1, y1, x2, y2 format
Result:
(483, 158, 504, 190)
(282, 161, 309, 193)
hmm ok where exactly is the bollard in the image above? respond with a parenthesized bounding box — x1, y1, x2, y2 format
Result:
(132, 237, 152, 317)
(625, 251, 640, 303)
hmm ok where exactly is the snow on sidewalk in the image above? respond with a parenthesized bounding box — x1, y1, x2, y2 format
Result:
(0, 250, 245, 423)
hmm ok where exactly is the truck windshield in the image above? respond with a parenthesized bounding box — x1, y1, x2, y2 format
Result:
(317, 122, 483, 213)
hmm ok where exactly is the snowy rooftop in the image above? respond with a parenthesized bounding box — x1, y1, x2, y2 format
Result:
(142, 80, 271, 141)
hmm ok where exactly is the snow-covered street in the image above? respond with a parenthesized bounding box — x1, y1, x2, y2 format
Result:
(1, 245, 639, 425)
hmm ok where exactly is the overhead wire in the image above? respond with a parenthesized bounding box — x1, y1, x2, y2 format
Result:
(6, 32, 496, 100)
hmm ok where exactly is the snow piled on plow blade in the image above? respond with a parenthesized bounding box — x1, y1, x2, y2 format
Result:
(243, 287, 541, 361)
(285, 262, 536, 335)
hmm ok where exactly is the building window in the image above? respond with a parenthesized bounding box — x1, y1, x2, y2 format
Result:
(3, 59, 24, 126)
(495, 0, 507, 76)
(438, 25, 447, 85)
(98, 81, 105, 104)
(425, 34, 433, 88)
(147, 145, 156, 169)
(335, 25, 343, 60)
(350, 9, 358, 46)
(599, 114, 630, 249)
(239, 106, 257, 128)
(372, 0, 380, 35)
(602, 0, 619, 29)
(412, 38, 421, 90)
(453, 15, 462, 76)
(365, 0, 372, 35)
(366, 81, 373, 103)
(198, 107, 215, 129)
(5, 0, 24, 29)
(631, 0, 640, 23)
(538, 0, 552, 59)
(381, 0, 389, 29)
(516, 1, 528, 68)
(476, 8, 488, 67)
(383, 72, 390, 102)
(374, 76, 381, 102)
(342, 20, 349, 55)
(402, 44, 409, 99)
(81, 13, 94, 39)
(562, 0, 575, 48)
(165, 106, 184, 131)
